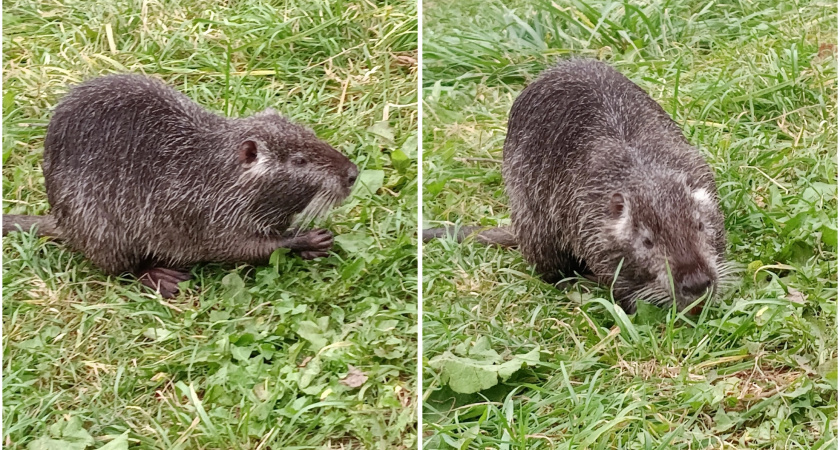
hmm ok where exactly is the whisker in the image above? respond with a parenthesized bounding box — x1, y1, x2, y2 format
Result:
(634, 286, 667, 307)
(293, 191, 327, 229)
(292, 189, 343, 232)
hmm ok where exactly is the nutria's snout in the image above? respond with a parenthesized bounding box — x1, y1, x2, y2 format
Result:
(668, 251, 718, 310)
(347, 163, 359, 188)
(680, 271, 713, 300)
(315, 144, 358, 198)
(672, 268, 716, 313)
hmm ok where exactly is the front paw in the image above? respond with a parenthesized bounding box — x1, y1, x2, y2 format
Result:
(292, 228, 333, 259)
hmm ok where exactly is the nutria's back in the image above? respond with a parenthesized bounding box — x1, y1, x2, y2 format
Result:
(503, 59, 727, 313)
(41, 74, 358, 277)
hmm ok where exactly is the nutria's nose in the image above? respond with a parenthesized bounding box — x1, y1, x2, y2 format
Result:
(681, 272, 712, 299)
(347, 164, 359, 187)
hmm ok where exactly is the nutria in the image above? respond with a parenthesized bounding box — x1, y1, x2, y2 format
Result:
(3, 74, 359, 298)
(424, 59, 731, 313)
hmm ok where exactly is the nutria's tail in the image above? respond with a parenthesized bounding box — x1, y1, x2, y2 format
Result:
(422, 225, 518, 247)
(2, 215, 60, 237)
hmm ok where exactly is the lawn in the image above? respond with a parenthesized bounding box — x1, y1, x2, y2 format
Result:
(422, 0, 837, 448)
(3, 0, 417, 448)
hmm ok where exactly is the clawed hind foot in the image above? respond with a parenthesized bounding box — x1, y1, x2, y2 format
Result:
(287, 228, 333, 259)
(139, 267, 192, 298)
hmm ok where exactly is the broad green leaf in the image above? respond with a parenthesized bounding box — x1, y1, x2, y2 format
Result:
(231, 345, 253, 362)
(497, 347, 540, 380)
(29, 417, 95, 450)
(334, 232, 376, 253)
(429, 352, 499, 394)
(297, 318, 333, 350)
(429, 346, 541, 394)
(389, 148, 411, 174)
(98, 432, 129, 450)
(142, 328, 175, 342)
(366, 120, 395, 144)
(28, 437, 82, 450)
(269, 247, 291, 268)
(340, 257, 366, 280)
(221, 272, 251, 306)
(820, 224, 837, 248)
(299, 356, 322, 388)
(3, 90, 15, 110)
(355, 170, 385, 197)
(400, 132, 418, 158)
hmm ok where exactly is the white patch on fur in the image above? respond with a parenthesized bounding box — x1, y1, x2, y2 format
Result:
(236, 154, 270, 184)
(609, 207, 633, 241)
(249, 155, 270, 177)
(692, 188, 713, 206)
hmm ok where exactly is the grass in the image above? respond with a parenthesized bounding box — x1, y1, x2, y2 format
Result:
(3, 0, 417, 448)
(422, 0, 837, 448)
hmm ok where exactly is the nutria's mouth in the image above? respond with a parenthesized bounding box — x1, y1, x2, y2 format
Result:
(625, 277, 716, 311)
(621, 259, 742, 314)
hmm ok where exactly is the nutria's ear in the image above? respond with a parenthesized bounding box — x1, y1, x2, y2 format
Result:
(608, 193, 625, 218)
(238, 140, 258, 168)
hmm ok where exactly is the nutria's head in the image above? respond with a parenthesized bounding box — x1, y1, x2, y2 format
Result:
(233, 109, 358, 233)
(596, 170, 730, 314)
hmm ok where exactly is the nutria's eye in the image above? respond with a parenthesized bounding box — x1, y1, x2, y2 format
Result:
(698, 221, 705, 232)
(643, 238, 654, 249)
(290, 155, 307, 166)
